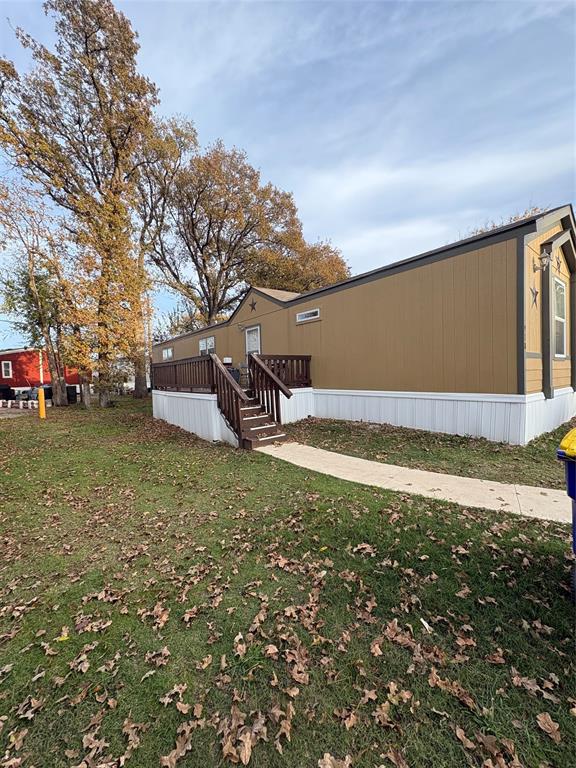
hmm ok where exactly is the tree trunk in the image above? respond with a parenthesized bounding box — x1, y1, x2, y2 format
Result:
(99, 389, 110, 407)
(51, 376, 68, 407)
(43, 344, 68, 407)
(133, 253, 149, 399)
(133, 348, 148, 398)
(79, 374, 92, 409)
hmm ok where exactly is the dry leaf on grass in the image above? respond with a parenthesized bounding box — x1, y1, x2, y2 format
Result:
(318, 754, 353, 768)
(455, 726, 475, 749)
(384, 747, 410, 768)
(536, 712, 561, 743)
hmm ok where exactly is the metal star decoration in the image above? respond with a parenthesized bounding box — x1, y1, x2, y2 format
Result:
(249, 299, 257, 312)
(530, 286, 539, 307)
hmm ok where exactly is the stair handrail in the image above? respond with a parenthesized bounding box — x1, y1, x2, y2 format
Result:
(250, 354, 293, 398)
(248, 353, 292, 425)
(209, 353, 249, 441)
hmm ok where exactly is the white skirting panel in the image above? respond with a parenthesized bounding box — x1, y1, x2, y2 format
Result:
(152, 390, 238, 447)
(524, 387, 576, 443)
(309, 388, 576, 445)
(280, 387, 315, 424)
(153, 387, 576, 447)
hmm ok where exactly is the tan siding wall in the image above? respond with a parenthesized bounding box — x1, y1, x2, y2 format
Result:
(552, 245, 571, 389)
(154, 237, 519, 394)
(525, 357, 542, 394)
(524, 224, 568, 393)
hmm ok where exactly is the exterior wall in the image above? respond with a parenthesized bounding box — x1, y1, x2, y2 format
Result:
(551, 247, 571, 389)
(284, 238, 518, 394)
(154, 237, 519, 395)
(152, 294, 282, 365)
(152, 390, 238, 447)
(0, 348, 80, 389)
(0, 349, 47, 388)
(524, 224, 564, 394)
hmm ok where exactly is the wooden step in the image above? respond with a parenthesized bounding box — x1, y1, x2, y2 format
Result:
(242, 422, 287, 450)
(241, 414, 272, 427)
(247, 423, 278, 435)
(242, 431, 287, 450)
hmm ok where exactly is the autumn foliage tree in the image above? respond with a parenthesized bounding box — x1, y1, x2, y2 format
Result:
(0, 0, 157, 404)
(0, 0, 347, 385)
(246, 239, 349, 295)
(0, 183, 71, 405)
(141, 136, 348, 325)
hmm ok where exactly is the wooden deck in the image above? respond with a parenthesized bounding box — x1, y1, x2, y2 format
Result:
(151, 353, 311, 449)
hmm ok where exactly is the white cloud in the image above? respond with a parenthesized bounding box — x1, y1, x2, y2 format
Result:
(293, 142, 573, 210)
(333, 211, 485, 273)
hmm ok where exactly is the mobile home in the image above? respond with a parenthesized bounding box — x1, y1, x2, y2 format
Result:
(152, 205, 576, 448)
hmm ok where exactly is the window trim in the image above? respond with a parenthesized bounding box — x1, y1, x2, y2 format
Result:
(296, 308, 320, 324)
(162, 347, 174, 361)
(199, 336, 215, 356)
(553, 277, 567, 358)
(245, 325, 261, 357)
(1, 360, 12, 378)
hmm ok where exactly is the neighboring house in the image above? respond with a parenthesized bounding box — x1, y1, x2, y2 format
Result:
(152, 205, 576, 447)
(0, 347, 81, 392)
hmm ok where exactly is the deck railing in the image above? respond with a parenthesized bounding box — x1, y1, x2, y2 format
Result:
(248, 353, 292, 424)
(258, 355, 311, 388)
(152, 352, 311, 445)
(210, 353, 249, 438)
(152, 354, 249, 442)
(152, 355, 214, 392)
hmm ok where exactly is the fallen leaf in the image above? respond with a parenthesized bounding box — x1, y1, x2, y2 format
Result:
(536, 712, 561, 743)
(455, 727, 475, 749)
(318, 754, 353, 768)
(384, 748, 410, 768)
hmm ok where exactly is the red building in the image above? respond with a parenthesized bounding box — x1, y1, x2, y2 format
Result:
(0, 347, 80, 391)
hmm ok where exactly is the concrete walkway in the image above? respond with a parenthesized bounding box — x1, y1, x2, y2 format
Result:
(256, 442, 571, 524)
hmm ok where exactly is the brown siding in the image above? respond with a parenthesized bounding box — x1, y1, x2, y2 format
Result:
(154, 237, 519, 394)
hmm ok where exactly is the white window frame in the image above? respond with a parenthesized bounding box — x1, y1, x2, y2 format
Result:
(1, 360, 12, 378)
(162, 347, 174, 361)
(245, 325, 261, 357)
(199, 336, 215, 356)
(553, 277, 567, 358)
(296, 308, 320, 324)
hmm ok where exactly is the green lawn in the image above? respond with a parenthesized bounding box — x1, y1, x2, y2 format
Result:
(285, 417, 576, 489)
(0, 400, 574, 768)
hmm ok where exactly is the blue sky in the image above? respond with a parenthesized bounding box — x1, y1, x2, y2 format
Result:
(1, 0, 574, 347)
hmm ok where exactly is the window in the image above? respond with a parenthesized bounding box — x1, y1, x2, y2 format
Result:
(296, 308, 320, 324)
(554, 278, 567, 357)
(162, 347, 173, 361)
(245, 326, 261, 356)
(1, 360, 12, 378)
(199, 336, 215, 356)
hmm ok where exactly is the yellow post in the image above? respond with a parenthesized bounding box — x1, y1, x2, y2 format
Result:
(38, 388, 46, 420)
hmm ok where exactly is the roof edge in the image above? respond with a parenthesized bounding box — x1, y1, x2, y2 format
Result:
(153, 204, 574, 346)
